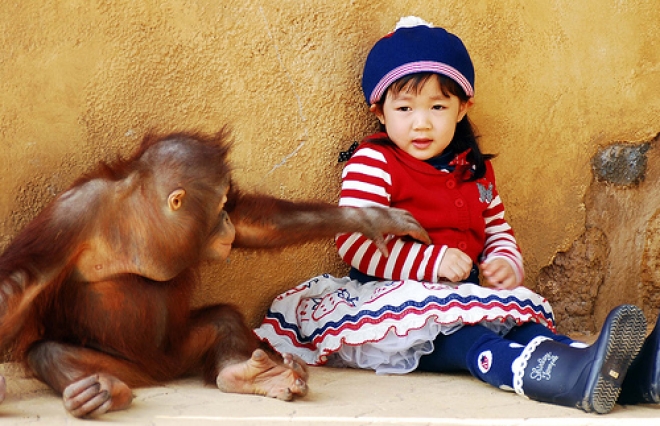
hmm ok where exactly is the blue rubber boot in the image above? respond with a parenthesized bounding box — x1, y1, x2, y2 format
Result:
(512, 305, 646, 414)
(618, 311, 660, 404)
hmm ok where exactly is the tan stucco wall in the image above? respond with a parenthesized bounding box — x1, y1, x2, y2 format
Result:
(1, 1, 659, 329)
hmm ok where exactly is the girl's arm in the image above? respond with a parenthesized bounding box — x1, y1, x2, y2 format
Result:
(480, 178, 524, 286)
(335, 147, 445, 282)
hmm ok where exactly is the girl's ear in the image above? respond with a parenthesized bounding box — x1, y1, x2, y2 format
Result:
(457, 98, 475, 122)
(370, 103, 386, 125)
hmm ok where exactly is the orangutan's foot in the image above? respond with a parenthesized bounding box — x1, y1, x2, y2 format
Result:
(216, 349, 309, 400)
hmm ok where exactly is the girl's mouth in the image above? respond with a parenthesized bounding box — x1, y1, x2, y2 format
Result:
(412, 139, 432, 149)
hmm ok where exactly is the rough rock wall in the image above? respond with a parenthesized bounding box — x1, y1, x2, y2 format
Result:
(1, 1, 659, 328)
(597, 140, 660, 328)
(540, 135, 660, 335)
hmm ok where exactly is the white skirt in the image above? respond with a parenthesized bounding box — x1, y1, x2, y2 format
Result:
(254, 274, 555, 375)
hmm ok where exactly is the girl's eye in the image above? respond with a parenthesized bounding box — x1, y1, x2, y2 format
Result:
(432, 104, 445, 110)
(396, 106, 411, 112)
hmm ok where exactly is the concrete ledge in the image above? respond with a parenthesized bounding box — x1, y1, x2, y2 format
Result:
(1, 363, 659, 425)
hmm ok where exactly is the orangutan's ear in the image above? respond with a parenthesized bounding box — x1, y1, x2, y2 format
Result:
(168, 189, 186, 211)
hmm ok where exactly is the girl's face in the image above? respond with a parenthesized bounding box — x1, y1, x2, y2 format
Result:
(371, 76, 473, 161)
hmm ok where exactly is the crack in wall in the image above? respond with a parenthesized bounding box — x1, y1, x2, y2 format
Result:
(258, 5, 308, 178)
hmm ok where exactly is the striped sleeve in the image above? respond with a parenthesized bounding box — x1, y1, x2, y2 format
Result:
(481, 192, 525, 285)
(335, 147, 444, 282)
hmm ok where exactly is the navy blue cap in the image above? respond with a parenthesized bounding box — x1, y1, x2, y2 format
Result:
(362, 17, 475, 104)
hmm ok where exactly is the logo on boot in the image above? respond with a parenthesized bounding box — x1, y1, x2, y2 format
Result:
(530, 352, 558, 381)
(478, 350, 493, 374)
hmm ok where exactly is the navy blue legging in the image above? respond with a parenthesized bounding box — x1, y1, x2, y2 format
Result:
(417, 322, 573, 372)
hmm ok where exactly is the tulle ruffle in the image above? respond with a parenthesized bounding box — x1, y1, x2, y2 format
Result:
(255, 274, 555, 374)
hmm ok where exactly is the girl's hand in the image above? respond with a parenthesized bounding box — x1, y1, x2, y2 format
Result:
(481, 258, 518, 289)
(438, 248, 473, 282)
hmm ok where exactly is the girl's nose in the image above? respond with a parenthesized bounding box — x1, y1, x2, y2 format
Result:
(413, 111, 432, 130)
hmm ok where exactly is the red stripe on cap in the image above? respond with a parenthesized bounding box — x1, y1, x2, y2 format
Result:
(370, 61, 474, 104)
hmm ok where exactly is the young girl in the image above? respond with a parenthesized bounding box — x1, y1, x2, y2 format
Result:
(256, 16, 660, 414)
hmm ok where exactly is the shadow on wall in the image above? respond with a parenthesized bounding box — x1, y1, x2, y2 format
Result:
(537, 133, 660, 335)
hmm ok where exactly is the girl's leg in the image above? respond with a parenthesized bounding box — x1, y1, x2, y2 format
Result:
(506, 315, 660, 405)
(417, 325, 491, 372)
(619, 312, 660, 404)
(418, 325, 525, 390)
(513, 304, 646, 414)
(418, 322, 584, 390)
(418, 305, 646, 414)
(504, 322, 584, 346)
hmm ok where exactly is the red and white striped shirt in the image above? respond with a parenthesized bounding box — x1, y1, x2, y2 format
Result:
(336, 136, 524, 284)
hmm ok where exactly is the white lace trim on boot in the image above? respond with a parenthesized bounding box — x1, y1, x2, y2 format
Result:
(512, 336, 551, 396)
